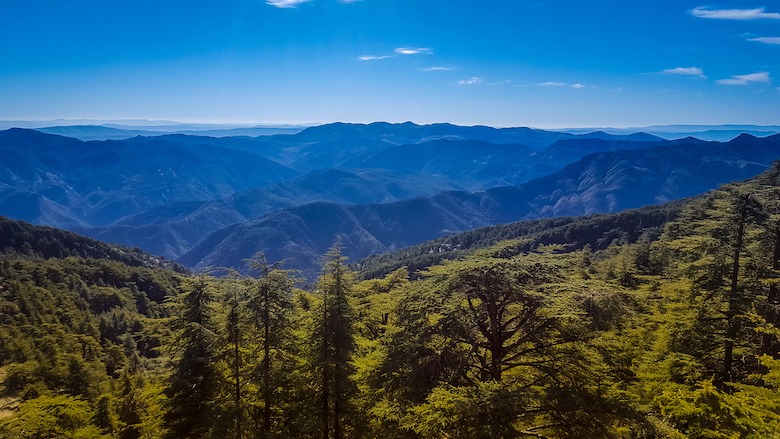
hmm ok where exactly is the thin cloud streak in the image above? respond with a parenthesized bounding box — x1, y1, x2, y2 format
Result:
(689, 6, 780, 20)
(485, 80, 512, 86)
(395, 47, 432, 55)
(571, 83, 585, 88)
(422, 66, 453, 71)
(457, 77, 482, 85)
(267, 0, 312, 8)
(359, 47, 433, 61)
(749, 37, 780, 45)
(540, 82, 567, 86)
(660, 67, 706, 77)
(717, 72, 770, 85)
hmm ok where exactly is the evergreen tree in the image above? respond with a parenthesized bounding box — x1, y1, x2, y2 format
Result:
(309, 240, 357, 439)
(164, 275, 219, 438)
(245, 253, 296, 438)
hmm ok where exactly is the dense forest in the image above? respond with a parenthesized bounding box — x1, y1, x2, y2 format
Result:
(4, 165, 780, 438)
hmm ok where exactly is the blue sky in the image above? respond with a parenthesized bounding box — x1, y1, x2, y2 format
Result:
(1, 0, 779, 128)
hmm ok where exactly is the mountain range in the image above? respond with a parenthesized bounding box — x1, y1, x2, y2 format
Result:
(2, 122, 779, 278)
(176, 133, 780, 278)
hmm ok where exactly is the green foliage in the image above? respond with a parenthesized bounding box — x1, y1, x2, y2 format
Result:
(0, 215, 189, 273)
(354, 199, 686, 280)
(0, 394, 109, 439)
(163, 274, 219, 439)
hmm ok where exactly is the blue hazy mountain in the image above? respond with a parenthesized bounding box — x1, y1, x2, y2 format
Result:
(2, 122, 777, 277)
(72, 169, 465, 258)
(0, 128, 296, 227)
(177, 134, 780, 278)
(34, 125, 307, 141)
(69, 134, 677, 258)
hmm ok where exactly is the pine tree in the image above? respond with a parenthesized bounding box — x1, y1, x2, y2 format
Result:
(310, 240, 356, 439)
(245, 253, 295, 438)
(164, 275, 219, 438)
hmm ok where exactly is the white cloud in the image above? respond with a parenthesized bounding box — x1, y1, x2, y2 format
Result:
(571, 83, 586, 88)
(717, 72, 770, 85)
(689, 6, 780, 20)
(422, 66, 453, 71)
(359, 55, 391, 61)
(395, 47, 432, 55)
(748, 37, 780, 45)
(660, 67, 706, 77)
(458, 77, 482, 85)
(540, 82, 567, 86)
(267, 0, 312, 8)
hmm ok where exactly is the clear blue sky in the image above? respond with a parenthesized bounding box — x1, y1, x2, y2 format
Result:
(1, 0, 779, 128)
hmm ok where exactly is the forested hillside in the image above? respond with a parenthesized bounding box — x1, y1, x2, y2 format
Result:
(353, 197, 689, 280)
(0, 216, 188, 273)
(4, 164, 780, 438)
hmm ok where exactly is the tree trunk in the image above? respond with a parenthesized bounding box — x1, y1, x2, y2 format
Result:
(723, 198, 748, 385)
(263, 283, 271, 438)
(322, 288, 329, 439)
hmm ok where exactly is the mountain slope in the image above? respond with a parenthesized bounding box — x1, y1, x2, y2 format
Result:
(178, 134, 780, 277)
(354, 197, 689, 280)
(0, 215, 187, 272)
(0, 129, 296, 227)
(73, 169, 466, 258)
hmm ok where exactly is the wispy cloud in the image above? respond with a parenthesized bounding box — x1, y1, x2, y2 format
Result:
(717, 72, 770, 85)
(660, 67, 706, 77)
(457, 77, 482, 85)
(485, 80, 512, 86)
(359, 47, 433, 61)
(268, 0, 357, 6)
(748, 37, 780, 45)
(267, 0, 312, 8)
(395, 47, 432, 55)
(571, 83, 586, 89)
(689, 6, 780, 20)
(539, 82, 567, 86)
(422, 66, 453, 71)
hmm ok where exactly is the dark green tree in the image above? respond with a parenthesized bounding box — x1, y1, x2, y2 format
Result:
(164, 275, 219, 438)
(310, 240, 357, 439)
(246, 253, 295, 438)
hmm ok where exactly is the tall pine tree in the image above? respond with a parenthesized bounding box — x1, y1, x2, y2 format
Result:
(310, 240, 356, 439)
(164, 275, 219, 438)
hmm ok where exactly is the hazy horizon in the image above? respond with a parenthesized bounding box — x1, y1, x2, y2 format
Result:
(4, 119, 780, 134)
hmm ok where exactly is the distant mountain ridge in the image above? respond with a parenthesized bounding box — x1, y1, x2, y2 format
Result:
(0, 128, 295, 227)
(72, 169, 465, 258)
(178, 134, 780, 278)
(71, 135, 681, 259)
(2, 122, 779, 278)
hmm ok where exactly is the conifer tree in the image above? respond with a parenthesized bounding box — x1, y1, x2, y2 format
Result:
(219, 269, 250, 439)
(310, 239, 356, 439)
(164, 274, 218, 439)
(245, 253, 295, 438)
